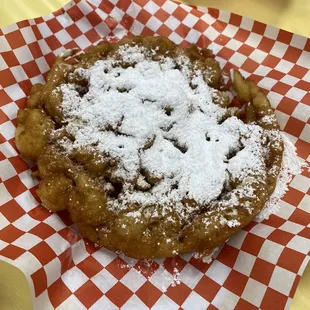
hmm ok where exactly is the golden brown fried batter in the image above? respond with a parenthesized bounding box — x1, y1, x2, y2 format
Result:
(15, 36, 283, 258)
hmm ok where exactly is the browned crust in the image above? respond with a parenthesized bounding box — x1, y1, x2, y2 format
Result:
(15, 36, 283, 258)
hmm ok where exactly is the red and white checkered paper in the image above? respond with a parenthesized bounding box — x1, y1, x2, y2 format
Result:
(0, 0, 309, 309)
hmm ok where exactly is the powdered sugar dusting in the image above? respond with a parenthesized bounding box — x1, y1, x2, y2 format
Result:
(55, 43, 282, 224)
(256, 133, 304, 220)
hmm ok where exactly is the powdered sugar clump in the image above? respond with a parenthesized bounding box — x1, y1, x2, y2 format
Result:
(171, 267, 181, 287)
(56, 43, 279, 220)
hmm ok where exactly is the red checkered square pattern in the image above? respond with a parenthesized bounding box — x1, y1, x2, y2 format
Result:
(0, 0, 309, 309)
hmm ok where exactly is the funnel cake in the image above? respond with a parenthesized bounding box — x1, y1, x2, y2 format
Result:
(15, 36, 283, 258)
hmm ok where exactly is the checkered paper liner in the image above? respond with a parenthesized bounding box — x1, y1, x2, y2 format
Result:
(0, 0, 309, 309)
